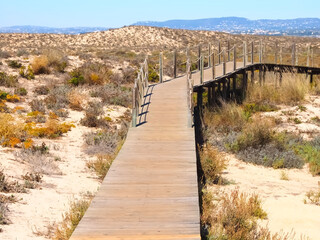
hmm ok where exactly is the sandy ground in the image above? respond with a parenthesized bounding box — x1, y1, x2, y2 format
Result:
(209, 95, 320, 239)
(212, 155, 320, 239)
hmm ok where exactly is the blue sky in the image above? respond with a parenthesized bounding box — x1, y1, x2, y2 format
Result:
(0, 0, 319, 28)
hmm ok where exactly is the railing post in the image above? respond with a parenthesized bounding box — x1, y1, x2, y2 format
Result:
(251, 41, 254, 64)
(211, 53, 215, 79)
(145, 57, 149, 87)
(292, 43, 296, 66)
(243, 41, 247, 67)
(173, 50, 177, 78)
(233, 45, 237, 71)
(200, 55, 204, 84)
(208, 43, 212, 67)
(307, 44, 311, 67)
(198, 45, 201, 70)
(275, 42, 278, 64)
(132, 87, 137, 127)
(223, 49, 226, 75)
(159, 52, 163, 83)
(227, 40, 230, 61)
(218, 40, 221, 64)
(259, 40, 262, 63)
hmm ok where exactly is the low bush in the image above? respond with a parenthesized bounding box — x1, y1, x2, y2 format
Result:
(6, 60, 22, 69)
(14, 87, 28, 96)
(84, 129, 120, 156)
(6, 94, 20, 103)
(90, 84, 131, 107)
(305, 188, 320, 205)
(203, 101, 247, 135)
(295, 137, 320, 176)
(0, 170, 26, 193)
(43, 49, 68, 73)
(45, 85, 71, 111)
(34, 85, 50, 95)
(0, 50, 11, 59)
(31, 56, 50, 74)
(29, 99, 46, 113)
(69, 62, 113, 86)
(26, 120, 74, 139)
(80, 101, 107, 128)
(87, 154, 113, 180)
(0, 90, 8, 100)
(67, 89, 88, 111)
(0, 113, 25, 147)
(53, 197, 92, 240)
(0, 72, 19, 87)
(19, 65, 35, 80)
(199, 145, 226, 184)
(202, 188, 274, 240)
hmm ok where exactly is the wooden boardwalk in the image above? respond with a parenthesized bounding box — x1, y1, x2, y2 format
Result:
(71, 75, 201, 240)
(71, 38, 320, 239)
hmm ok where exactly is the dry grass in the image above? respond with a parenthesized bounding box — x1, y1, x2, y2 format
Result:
(201, 188, 292, 240)
(199, 145, 226, 184)
(203, 101, 247, 135)
(53, 196, 92, 240)
(305, 188, 320, 206)
(87, 154, 113, 180)
(68, 89, 88, 111)
(31, 56, 50, 74)
(246, 73, 309, 106)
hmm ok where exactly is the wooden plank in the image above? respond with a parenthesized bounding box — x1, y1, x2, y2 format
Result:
(71, 72, 200, 239)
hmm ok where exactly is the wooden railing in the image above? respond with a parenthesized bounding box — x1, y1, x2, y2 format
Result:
(131, 40, 319, 127)
(132, 58, 148, 127)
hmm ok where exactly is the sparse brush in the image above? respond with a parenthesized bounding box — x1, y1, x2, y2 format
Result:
(202, 188, 277, 240)
(6, 60, 22, 69)
(80, 101, 107, 128)
(26, 119, 75, 139)
(203, 101, 247, 135)
(29, 99, 46, 113)
(90, 84, 131, 107)
(295, 137, 320, 176)
(87, 154, 113, 180)
(43, 49, 68, 73)
(305, 188, 320, 205)
(34, 85, 50, 95)
(0, 113, 25, 146)
(14, 87, 28, 96)
(15, 148, 61, 175)
(68, 89, 88, 111)
(69, 62, 113, 85)
(0, 71, 19, 87)
(45, 85, 71, 110)
(246, 73, 308, 105)
(53, 197, 92, 240)
(280, 171, 289, 180)
(31, 55, 50, 74)
(199, 145, 226, 184)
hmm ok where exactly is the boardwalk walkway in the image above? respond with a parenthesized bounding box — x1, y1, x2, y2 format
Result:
(71, 75, 201, 240)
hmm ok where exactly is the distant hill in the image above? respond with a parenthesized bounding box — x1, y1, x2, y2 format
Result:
(133, 17, 320, 37)
(0, 25, 109, 34)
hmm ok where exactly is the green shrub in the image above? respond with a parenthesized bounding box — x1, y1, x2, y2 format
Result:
(148, 65, 159, 82)
(295, 138, 320, 176)
(14, 87, 28, 96)
(0, 90, 8, 100)
(19, 65, 35, 80)
(6, 60, 22, 69)
(69, 70, 85, 86)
